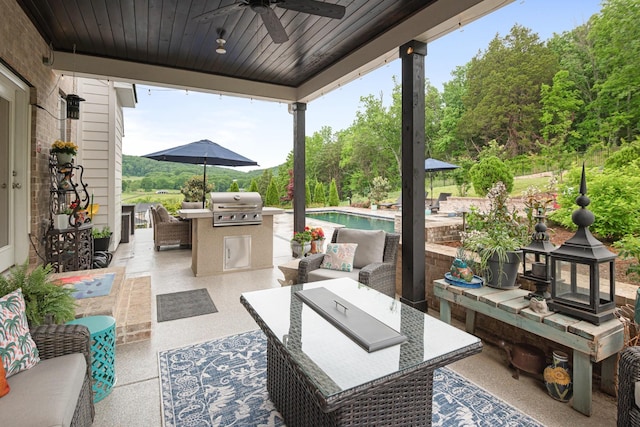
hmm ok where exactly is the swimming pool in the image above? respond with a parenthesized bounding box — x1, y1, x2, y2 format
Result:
(306, 211, 395, 233)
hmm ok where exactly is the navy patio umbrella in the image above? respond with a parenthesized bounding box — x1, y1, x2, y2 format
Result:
(143, 139, 258, 207)
(424, 158, 459, 205)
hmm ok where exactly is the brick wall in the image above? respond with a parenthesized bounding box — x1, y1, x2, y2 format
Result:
(1, 0, 76, 265)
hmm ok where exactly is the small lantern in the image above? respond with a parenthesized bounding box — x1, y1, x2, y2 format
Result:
(548, 165, 616, 325)
(521, 209, 555, 299)
(65, 94, 85, 120)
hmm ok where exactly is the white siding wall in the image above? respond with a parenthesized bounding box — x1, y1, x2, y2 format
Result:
(77, 78, 132, 252)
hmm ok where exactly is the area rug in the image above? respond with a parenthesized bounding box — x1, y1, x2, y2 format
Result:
(158, 330, 544, 427)
(156, 288, 218, 322)
(53, 272, 116, 299)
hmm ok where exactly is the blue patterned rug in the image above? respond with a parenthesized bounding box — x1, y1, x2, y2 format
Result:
(158, 330, 543, 427)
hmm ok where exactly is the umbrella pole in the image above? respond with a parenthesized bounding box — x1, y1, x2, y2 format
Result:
(202, 160, 207, 208)
(430, 173, 434, 205)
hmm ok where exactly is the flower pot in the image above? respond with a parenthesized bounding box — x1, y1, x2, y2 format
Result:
(484, 250, 522, 289)
(54, 214, 70, 230)
(544, 351, 573, 402)
(93, 236, 111, 253)
(55, 152, 74, 166)
(310, 240, 324, 254)
(370, 204, 378, 211)
(291, 241, 311, 259)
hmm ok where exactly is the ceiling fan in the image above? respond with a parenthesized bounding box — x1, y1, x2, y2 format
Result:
(193, 0, 346, 44)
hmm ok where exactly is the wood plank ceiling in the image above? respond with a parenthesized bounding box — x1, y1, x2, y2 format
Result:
(17, 0, 509, 102)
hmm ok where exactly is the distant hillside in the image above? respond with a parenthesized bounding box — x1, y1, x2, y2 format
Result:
(123, 154, 274, 179)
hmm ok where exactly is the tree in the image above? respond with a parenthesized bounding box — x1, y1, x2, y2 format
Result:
(265, 178, 280, 206)
(328, 179, 339, 206)
(305, 181, 311, 207)
(248, 179, 259, 193)
(140, 176, 154, 192)
(313, 182, 326, 205)
(257, 169, 273, 199)
(469, 156, 513, 195)
(459, 25, 558, 156)
(228, 180, 240, 192)
(369, 176, 391, 205)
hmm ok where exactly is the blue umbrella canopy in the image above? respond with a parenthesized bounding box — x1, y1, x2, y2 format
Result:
(143, 139, 258, 207)
(424, 158, 459, 205)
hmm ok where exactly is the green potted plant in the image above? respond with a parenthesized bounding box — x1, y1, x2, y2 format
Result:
(92, 225, 113, 252)
(461, 181, 529, 289)
(50, 140, 78, 166)
(0, 261, 76, 326)
(291, 229, 312, 258)
(369, 176, 391, 210)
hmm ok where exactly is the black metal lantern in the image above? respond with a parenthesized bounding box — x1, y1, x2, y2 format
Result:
(65, 94, 85, 120)
(521, 209, 555, 299)
(548, 165, 616, 325)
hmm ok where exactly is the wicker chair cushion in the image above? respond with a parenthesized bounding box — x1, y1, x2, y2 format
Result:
(636, 381, 640, 408)
(156, 205, 177, 223)
(2, 353, 86, 426)
(0, 289, 40, 377)
(336, 229, 385, 269)
(321, 243, 358, 272)
(308, 267, 360, 283)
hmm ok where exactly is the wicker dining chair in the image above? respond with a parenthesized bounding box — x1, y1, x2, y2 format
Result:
(618, 346, 640, 426)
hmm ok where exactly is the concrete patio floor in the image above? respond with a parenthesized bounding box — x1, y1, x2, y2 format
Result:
(94, 211, 617, 426)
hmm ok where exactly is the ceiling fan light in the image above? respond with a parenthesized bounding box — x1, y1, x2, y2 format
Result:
(216, 38, 227, 54)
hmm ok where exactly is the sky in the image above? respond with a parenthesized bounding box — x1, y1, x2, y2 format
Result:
(122, 0, 602, 171)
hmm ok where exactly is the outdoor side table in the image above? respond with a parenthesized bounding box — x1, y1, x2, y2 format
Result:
(67, 315, 116, 402)
(277, 259, 300, 286)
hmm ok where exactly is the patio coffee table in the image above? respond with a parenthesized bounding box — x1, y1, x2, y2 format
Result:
(240, 278, 482, 426)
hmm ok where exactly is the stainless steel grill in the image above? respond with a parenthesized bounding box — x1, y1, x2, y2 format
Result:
(210, 192, 263, 227)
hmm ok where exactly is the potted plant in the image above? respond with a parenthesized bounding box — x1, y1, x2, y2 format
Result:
(291, 229, 312, 258)
(0, 261, 76, 326)
(308, 226, 325, 254)
(461, 181, 529, 289)
(51, 140, 78, 166)
(92, 225, 113, 253)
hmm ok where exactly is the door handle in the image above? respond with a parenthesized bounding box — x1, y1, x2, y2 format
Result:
(1, 183, 6, 189)
(12, 182, 22, 189)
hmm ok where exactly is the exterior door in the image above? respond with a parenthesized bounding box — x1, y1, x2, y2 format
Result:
(0, 64, 29, 273)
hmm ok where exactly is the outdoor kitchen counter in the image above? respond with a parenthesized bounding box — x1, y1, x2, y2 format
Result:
(179, 207, 284, 277)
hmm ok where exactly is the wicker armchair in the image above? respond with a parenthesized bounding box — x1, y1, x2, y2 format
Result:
(150, 205, 192, 251)
(29, 324, 95, 426)
(298, 228, 400, 297)
(618, 346, 640, 426)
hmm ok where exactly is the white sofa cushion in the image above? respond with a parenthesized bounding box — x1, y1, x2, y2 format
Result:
(308, 267, 360, 283)
(2, 353, 86, 427)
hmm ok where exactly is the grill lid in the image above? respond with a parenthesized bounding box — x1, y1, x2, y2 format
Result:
(210, 192, 263, 226)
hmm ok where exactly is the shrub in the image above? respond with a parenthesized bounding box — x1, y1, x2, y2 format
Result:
(181, 175, 213, 202)
(469, 156, 513, 195)
(614, 235, 640, 281)
(305, 182, 311, 207)
(313, 182, 326, 205)
(248, 179, 259, 193)
(228, 181, 240, 192)
(369, 176, 391, 205)
(265, 178, 280, 206)
(328, 179, 339, 206)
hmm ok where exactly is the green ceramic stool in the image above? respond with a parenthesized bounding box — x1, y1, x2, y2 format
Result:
(67, 315, 116, 402)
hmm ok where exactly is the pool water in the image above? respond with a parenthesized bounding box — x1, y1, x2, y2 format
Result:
(306, 211, 395, 233)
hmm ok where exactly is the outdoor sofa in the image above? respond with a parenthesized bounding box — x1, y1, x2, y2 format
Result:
(1, 324, 95, 426)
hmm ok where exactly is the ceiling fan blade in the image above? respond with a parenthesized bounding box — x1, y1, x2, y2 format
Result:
(260, 7, 289, 43)
(276, 0, 345, 19)
(193, 2, 248, 23)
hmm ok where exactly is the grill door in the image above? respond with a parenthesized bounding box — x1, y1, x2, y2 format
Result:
(224, 235, 251, 271)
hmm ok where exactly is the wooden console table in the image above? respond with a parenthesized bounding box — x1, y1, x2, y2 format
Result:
(434, 279, 624, 416)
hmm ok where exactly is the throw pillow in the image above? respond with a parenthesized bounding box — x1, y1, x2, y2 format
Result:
(0, 289, 40, 378)
(320, 243, 358, 272)
(0, 361, 8, 397)
(156, 205, 177, 223)
(336, 229, 386, 268)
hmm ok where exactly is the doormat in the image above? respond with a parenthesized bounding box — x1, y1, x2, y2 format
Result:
(156, 288, 218, 322)
(54, 272, 116, 299)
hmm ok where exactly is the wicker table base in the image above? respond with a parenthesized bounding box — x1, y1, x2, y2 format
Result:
(267, 341, 433, 426)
